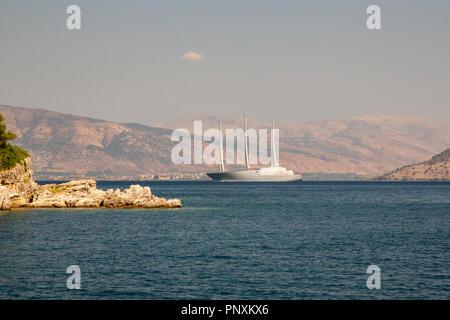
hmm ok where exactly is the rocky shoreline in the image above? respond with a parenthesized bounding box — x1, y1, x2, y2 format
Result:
(377, 148, 450, 181)
(0, 159, 181, 210)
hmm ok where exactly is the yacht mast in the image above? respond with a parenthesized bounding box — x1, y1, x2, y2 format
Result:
(219, 120, 225, 173)
(271, 119, 278, 167)
(244, 114, 250, 170)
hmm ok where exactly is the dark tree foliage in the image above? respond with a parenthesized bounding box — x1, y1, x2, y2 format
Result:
(0, 113, 29, 170)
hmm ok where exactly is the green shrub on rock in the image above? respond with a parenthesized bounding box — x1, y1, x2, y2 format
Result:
(0, 113, 30, 171)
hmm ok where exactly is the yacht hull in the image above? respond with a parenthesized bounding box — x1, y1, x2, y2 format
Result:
(206, 170, 303, 182)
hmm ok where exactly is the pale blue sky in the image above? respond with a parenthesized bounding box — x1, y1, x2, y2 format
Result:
(1, 0, 449, 124)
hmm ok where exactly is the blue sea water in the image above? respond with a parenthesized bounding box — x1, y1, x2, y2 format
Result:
(0, 181, 449, 300)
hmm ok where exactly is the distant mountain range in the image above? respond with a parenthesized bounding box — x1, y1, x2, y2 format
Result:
(1, 105, 450, 179)
(378, 148, 450, 181)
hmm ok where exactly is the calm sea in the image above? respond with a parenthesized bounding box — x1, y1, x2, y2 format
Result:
(0, 181, 449, 299)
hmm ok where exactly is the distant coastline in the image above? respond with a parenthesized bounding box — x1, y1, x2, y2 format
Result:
(33, 172, 370, 182)
(2, 104, 450, 180)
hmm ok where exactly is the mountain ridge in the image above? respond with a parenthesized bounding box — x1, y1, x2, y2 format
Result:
(1, 104, 449, 179)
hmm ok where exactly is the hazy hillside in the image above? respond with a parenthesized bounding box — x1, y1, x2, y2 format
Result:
(378, 148, 450, 181)
(156, 113, 450, 176)
(0, 105, 180, 177)
(1, 105, 450, 178)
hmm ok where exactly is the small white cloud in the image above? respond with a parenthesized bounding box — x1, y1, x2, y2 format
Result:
(181, 51, 205, 61)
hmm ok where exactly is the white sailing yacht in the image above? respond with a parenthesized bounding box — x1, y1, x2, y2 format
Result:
(206, 115, 303, 182)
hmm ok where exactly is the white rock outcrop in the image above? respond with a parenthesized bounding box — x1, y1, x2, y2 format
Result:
(0, 159, 182, 210)
(0, 186, 12, 210)
(27, 180, 181, 209)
